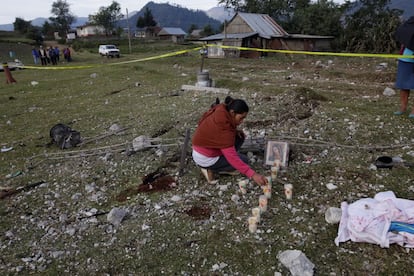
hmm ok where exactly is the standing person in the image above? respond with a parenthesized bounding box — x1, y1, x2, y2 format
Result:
(48, 46, 57, 65)
(38, 46, 47, 66)
(45, 47, 51, 64)
(394, 45, 414, 117)
(54, 46, 60, 62)
(31, 46, 40, 64)
(192, 96, 268, 186)
(63, 47, 71, 62)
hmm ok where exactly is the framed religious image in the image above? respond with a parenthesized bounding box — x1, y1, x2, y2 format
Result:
(264, 140, 289, 167)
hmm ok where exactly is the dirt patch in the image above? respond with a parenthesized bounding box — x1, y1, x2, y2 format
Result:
(116, 171, 177, 202)
(185, 205, 212, 220)
(138, 174, 177, 193)
(244, 119, 276, 128)
(116, 187, 139, 202)
(254, 87, 328, 124)
(294, 86, 328, 102)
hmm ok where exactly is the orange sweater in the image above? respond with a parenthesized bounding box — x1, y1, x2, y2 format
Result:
(192, 104, 236, 148)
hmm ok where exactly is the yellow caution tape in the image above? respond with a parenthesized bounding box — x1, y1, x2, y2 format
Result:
(15, 44, 413, 71)
(17, 47, 203, 70)
(19, 65, 95, 70)
(105, 47, 203, 65)
(208, 44, 413, 59)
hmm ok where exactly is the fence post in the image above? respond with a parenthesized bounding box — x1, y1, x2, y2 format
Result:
(2, 62, 17, 84)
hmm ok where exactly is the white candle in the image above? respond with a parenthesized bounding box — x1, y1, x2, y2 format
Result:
(263, 184, 271, 199)
(270, 166, 278, 181)
(325, 207, 342, 224)
(252, 207, 261, 223)
(248, 216, 258, 233)
(266, 176, 272, 186)
(284, 183, 293, 200)
(259, 195, 268, 212)
(238, 179, 248, 194)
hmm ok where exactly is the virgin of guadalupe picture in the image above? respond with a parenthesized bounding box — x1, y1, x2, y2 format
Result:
(265, 141, 289, 167)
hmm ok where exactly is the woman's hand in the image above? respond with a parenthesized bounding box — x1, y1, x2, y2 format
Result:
(251, 173, 268, 186)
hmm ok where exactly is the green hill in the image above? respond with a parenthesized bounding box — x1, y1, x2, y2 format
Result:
(117, 1, 222, 34)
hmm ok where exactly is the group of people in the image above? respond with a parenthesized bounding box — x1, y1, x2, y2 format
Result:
(31, 45, 72, 65)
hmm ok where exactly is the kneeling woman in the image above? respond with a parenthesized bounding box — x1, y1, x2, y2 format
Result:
(192, 96, 268, 186)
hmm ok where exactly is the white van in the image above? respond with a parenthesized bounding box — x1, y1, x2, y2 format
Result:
(98, 45, 120, 58)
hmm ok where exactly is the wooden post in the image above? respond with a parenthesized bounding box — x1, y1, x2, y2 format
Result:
(0, 181, 45, 199)
(2, 62, 17, 84)
(200, 50, 205, 72)
(179, 129, 191, 176)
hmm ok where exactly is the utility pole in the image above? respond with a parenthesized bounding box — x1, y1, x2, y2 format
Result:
(126, 8, 132, 54)
(223, 5, 233, 40)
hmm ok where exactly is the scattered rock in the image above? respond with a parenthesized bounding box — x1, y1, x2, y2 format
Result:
(132, 135, 152, 151)
(231, 194, 240, 203)
(383, 87, 396, 96)
(107, 207, 128, 227)
(278, 249, 315, 276)
(170, 195, 182, 202)
(109, 123, 122, 132)
(326, 183, 337, 190)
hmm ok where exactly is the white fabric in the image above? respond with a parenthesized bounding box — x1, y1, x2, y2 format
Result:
(335, 191, 414, 248)
(192, 149, 219, 167)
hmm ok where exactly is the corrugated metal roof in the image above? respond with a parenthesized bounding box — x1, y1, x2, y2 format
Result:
(199, 12, 289, 41)
(158, 27, 187, 36)
(237, 12, 288, 39)
(200, 32, 257, 41)
(288, 34, 334, 39)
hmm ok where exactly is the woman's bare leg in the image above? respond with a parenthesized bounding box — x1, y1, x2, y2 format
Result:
(399, 89, 410, 113)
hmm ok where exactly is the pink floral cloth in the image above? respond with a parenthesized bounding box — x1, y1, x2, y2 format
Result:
(335, 191, 414, 248)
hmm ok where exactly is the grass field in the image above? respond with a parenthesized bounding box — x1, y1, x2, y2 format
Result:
(1, 37, 414, 275)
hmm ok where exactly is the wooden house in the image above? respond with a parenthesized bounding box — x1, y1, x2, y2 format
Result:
(134, 26, 161, 38)
(76, 24, 105, 37)
(200, 12, 334, 58)
(189, 29, 203, 39)
(158, 27, 187, 43)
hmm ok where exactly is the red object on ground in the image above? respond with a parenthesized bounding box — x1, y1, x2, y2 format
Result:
(2, 63, 17, 84)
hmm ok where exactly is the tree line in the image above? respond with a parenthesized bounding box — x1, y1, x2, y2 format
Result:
(13, 0, 404, 53)
(14, 0, 124, 43)
(219, 0, 403, 52)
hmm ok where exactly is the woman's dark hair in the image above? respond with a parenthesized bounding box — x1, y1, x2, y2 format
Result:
(224, 96, 249, 114)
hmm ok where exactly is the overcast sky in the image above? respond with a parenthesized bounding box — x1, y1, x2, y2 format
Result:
(0, 0, 346, 25)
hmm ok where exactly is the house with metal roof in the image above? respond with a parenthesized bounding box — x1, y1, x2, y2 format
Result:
(76, 24, 105, 37)
(134, 26, 162, 38)
(200, 12, 334, 58)
(158, 27, 187, 43)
